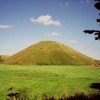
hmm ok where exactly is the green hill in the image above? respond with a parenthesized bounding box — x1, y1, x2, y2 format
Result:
(4, 41, 95, 65)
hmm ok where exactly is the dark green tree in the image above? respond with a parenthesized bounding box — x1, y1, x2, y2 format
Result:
(83, 0, 100, 40)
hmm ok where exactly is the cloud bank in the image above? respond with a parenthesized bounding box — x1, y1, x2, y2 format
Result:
(59, 1, 71, 7)
(31, 15, 61, 26)
(80, 0, 91, 4)
(0, 25, 13, 29)
(68, 40, 78, 44)
(45, 32, 61, 37)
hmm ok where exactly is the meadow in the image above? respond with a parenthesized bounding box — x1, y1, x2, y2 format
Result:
(0, 64, 100, 100)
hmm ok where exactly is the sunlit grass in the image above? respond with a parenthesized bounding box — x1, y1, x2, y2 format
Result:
(0, 64, 100, 99)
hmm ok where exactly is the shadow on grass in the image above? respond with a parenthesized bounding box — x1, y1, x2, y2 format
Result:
(43, 83, 100, 100)
(7, 83, 100, 100)
(42, 92, 100, 100)
(89, 83, 100, 91)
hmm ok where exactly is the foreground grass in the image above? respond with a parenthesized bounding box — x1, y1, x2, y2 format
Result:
(0, 64, 100, 100)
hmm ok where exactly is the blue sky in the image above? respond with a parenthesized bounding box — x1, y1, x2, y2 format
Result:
(0, 0, 100, 60)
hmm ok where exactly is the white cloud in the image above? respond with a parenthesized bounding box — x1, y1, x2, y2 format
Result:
(80, 0, 91, 4)
(65, 1, 71, 6)
(86, 0, 91, 4)
(45, 32, 61, 37)
(59, 1, 71, 7)
(59, 3, 63, 7)
(31, 15, 61, 26)
(0, 25, 13, 29)
(68, 40, 78, 44)
(80, 0, 84, 3)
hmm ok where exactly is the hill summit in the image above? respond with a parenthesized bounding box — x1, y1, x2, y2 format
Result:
(4, 41, 95, 65)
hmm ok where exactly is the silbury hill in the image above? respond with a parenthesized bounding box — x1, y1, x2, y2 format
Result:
(4, 41, 95, 65)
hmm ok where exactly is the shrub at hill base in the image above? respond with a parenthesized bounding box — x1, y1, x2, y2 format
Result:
(92, 60, 100, 67)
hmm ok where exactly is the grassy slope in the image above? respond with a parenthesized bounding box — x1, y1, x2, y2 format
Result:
(0, 64, 100, 99)
(4, 41, 95, 65)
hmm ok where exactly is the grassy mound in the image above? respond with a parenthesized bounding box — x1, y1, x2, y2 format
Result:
(4, 41, 95, 65)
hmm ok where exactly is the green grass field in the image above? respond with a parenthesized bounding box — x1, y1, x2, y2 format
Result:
(0, 64, 100, 100)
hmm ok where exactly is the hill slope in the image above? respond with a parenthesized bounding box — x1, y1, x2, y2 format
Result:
(4, 41, 95, 65)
